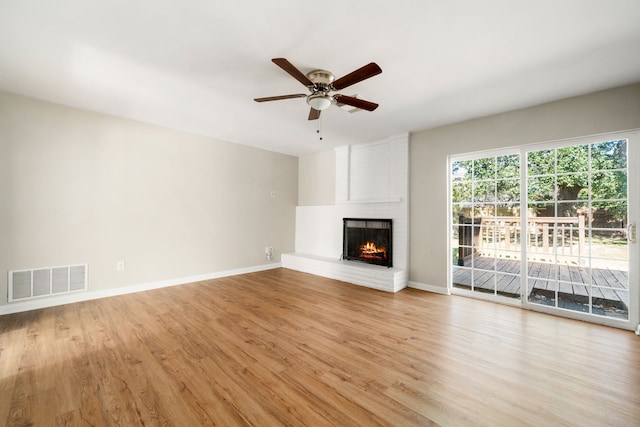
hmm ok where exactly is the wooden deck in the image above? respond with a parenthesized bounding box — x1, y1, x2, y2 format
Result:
(453, 257, 629, 309)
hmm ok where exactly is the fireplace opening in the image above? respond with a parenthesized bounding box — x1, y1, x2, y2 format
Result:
(343, 218, 392, 267)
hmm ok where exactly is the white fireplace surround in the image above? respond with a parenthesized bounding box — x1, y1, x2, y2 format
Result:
(282, 134, 409, 292)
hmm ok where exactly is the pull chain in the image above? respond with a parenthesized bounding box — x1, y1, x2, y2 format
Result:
(316, 113, 323, 141)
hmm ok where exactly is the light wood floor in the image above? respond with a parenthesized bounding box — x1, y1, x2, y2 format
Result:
(1, 268, 639, 426)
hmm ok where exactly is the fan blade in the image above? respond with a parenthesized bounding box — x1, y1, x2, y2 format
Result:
(333, 94, 379, 111)
(332, 62, 382, 90)
(272, 58, 314, 87)
(308, 108, 321, 120)
(254, 94, 307, 102)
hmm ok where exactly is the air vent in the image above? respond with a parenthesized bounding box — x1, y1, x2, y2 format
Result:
(8, 264, 87, 302)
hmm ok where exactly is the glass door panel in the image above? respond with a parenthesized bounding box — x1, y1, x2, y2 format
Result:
(451, 154, 521, 300)
(525, 139, 629, 320)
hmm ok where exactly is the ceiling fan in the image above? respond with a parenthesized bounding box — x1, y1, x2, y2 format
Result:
(254, 58, 382, 120)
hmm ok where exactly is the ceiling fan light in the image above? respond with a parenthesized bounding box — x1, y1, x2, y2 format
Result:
(307, 93, 333, 111)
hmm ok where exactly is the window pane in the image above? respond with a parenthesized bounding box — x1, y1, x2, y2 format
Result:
(496, 273, 520, 298)
(452, 160, 473, 181)
(557, 145, 588, 173)
(495, 221, 521, 250)
(497, 179, 520, 202)
(452, 243, 470, 266)
(528, 150, 554, 176)
(473, 251, 495, 270)
(591, 139, 627, 171)
(497, 154, 519, 178)
(557, 201, 587, 219)
(474, 157, 495, 180)
(474, 181, 496, 202)
(473, 270, 495, 292)
(557, 173, 588, 200)
(472, 205, 495, 218)
(594, 289, 628, 320)
(480, 222, 498, 248)
(591, 201, 627, 228)
(452, 182, 472, 203)
(590, 233, 628, 262)
(528, 202, 555, 218)
(528, 176, 555, 201)
(497, 203, 520, 217)
(452, 266, 472, 287)
(528, 279, 556, 306)
(592, 171, 627, 201)
(496, 253, 520, 274)
(528, 259, 558, 280)
(452, 205, 473, 224)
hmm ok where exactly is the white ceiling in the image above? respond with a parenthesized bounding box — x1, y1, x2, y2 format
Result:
(1, 1, 639, 157)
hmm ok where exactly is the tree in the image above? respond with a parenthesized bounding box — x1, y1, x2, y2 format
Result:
(527, 140, 627, 223)
(452, 139, 627, 226)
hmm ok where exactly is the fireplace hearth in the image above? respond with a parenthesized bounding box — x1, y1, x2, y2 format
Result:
(343, 218, 392, 267)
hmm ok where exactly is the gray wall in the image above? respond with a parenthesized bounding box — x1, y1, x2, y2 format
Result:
(0, 92, 298, 306)
(410, 82, 640, 290)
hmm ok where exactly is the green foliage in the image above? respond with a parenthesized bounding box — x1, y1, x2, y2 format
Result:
(452, 139, 628, 224)
(592, 140, 627, 170)
(527, 150, 554, 176)
(525, 140, 627, 221)
(497, 155, 519, 178)
(474, 158, 495, 180)
(557, 145, 588, 173)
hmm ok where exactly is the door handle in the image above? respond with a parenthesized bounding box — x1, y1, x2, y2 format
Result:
(629, 223, 637, 244)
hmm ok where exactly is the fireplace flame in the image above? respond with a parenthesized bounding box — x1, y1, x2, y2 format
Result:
(359, 241, 386, 260)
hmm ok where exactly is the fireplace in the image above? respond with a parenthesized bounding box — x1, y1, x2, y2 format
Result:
(342, 218, 392, 267)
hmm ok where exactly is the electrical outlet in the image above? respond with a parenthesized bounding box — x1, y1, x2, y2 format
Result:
(116, 261, 126, 271)
(265, 247, 274, 256)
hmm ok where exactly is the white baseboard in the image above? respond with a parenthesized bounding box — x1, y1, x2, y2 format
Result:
(0, 263, 281, 316)
(408, 281, 450, 295)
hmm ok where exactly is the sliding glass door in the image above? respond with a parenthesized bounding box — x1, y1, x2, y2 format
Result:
(525, 139, 631, 320)
(450, 131, 639, 329)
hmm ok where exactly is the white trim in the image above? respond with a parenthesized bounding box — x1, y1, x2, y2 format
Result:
(446, 158, 452, 295)
(626, 131, 640, 331)
(408, 281, 450, 295)
(0, 263, 281, 316)
(522, 301, 634, 331)
(450, 146, 520, 162)
(452, 286, 523, 307)
(336, 197, 403, 205)
(447, 129, 640, 331)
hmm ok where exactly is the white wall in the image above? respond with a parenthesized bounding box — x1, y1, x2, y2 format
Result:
(410, 82, 640, 291)
(0, 92, 298, 307)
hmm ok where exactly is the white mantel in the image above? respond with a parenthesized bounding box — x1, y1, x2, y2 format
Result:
(282, 134, 409, 292)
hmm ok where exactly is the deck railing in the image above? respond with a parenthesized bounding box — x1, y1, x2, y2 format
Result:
(458, 214, 586, 263)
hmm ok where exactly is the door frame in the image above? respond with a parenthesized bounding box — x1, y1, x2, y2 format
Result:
(448, 129, 639, 331)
